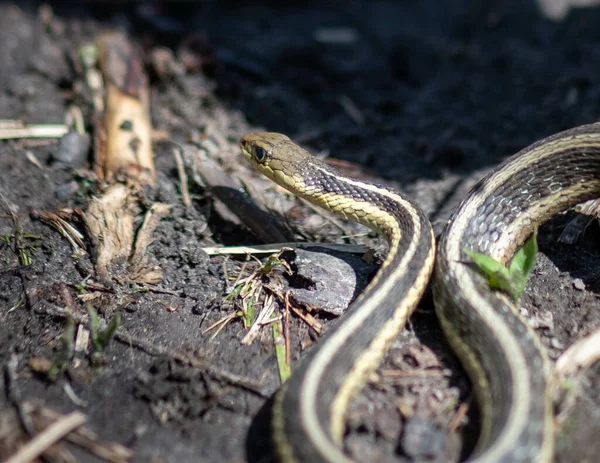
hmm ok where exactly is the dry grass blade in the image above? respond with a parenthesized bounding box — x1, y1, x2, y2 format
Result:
(448, 403, 470, 433)
(37, 210, 86, 253)
(553, 327, 600, 425)
(242, 292, 278, 345)
(201, 242, 368, 256)
(0, 120, 68, 139)
(201, 312, 238, 340)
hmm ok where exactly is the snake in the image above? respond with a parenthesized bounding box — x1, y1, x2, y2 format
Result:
(239, 123, 600, 462)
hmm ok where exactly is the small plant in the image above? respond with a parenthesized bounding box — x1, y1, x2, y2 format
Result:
(131, 285, 151, 295)
(87, 305, 121, 363)
(466, 230, 538, 302)
(48, 316, 76, 381)
(75, 282, 88, 295)
(0, 231, 39, 266)
(260, 254, 286, 276)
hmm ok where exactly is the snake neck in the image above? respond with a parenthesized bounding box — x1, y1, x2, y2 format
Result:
(272, 167, 435, 462)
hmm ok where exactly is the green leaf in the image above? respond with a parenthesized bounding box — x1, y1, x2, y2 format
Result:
(87, 305, 101, 351)
(465, 249, 512, 292)
(261, 255, 284, 275)
(243, 298, 255, 328)
(96, 312, 121, 349)
(507, 230, 538, 301)
(465, 230, 538, 303)
(509, 229, 538, 277)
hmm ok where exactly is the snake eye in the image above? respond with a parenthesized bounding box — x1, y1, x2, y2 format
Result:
(255, 147, 267, 162)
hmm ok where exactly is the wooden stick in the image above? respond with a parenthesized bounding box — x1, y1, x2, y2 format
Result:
(5, 412, 87, 463)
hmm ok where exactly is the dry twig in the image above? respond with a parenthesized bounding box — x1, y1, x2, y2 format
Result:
(201, 242, 368, 256)
(290, 305, 323, 335)
(4, 411, 86, 463)
(554, 327, 600, 379)
(172, 147, 192, 207)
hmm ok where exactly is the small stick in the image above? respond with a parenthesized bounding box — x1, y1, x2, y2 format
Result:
(200, 312, 237, 337)
(5, 411, 86, 463)
(554, 327, 600, 378)
(172, 147, 192, 207)
(113, 329, 267, 397)
(448, 402, 470, 433)
(22, 403, 132, 461)
(0, 123, 69, 140)
(290, 306, 322, 335)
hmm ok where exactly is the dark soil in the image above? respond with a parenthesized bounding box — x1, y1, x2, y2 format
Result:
(1, 1, 600, 462)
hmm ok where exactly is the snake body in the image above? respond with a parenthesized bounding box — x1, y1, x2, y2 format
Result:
(435, 122, 600, 462)
(240, 124, 600, 462)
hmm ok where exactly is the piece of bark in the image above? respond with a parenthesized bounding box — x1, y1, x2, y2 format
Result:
(81, 31, 165, 282)
(96, 31, 154, 185)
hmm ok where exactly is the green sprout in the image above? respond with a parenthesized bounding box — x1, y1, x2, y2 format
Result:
(77, 43, 98, 68)
(466, 229, 538, 303)
(48, 316, 76, 381)
(260, 254, 286, 276)
(0, 231, 39, 266)
(223, 280, 247, 301)
(242, 297, 255, 328)
(131, 285, 151, 295)
(87, 306, 121, 363)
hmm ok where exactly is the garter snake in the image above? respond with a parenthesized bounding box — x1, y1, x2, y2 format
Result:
(240, 124, 600, 462)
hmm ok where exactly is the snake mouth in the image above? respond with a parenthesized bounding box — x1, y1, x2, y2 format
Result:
(239, 141, 252, 160)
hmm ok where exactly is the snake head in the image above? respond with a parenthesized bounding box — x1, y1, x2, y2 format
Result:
(239, 132, 288, 166)
(240, 132, 314, 191)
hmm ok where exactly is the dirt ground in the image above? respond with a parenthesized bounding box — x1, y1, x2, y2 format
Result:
(1, 1, 600, 462)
